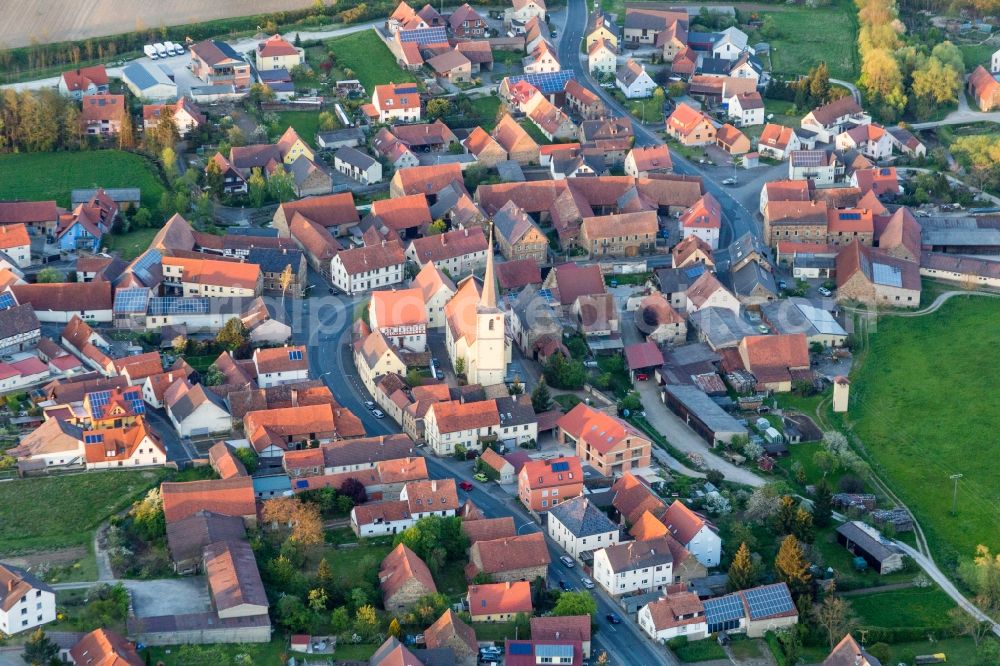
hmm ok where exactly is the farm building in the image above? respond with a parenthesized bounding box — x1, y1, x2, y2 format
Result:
(835, 521, 904, 575)
(662, 384, 747, 447)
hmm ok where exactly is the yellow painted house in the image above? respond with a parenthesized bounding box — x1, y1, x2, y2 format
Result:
(586, 13, 618, 49)
(276, 126, 314, 164)
(255, 34, 304, 72)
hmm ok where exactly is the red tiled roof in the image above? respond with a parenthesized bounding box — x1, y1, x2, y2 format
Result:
(430, 399, 500, 433)
(662, 500, 708, 545)
(409, 227, 488, 264)
(336, 240, 406, 275)
(624, 340, 664, 370)
(380, 543, 437, 603)
(279, 193, 359, 229)
(258, 34, 299, 57)
(161, 477, 257, 524)
(468, 581, 532, 616)
(61, 65, 109, 91)
(519, 456, 583, 490)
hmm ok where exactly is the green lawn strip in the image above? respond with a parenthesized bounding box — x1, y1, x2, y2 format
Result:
(434, 563, 469, 601)
(850, 586, 957, 630)
(810, 526, 914, 588)
(0, 151, 166, 210)
(518, 119, 552, 146)
(324, 30, 418, 93)
(103, 228, 159, 261)
(727, 637, 763, 659)
(885, 636, 990, 665)
(145, 638, 290, 665)
(958, 43, 996, 73)
(849, 297, 1000, 560)
(270, 110, 327, 144)
(671, 637, 728, 662)
(553, 394, 582, 412)
(0, 470, 168, 554)
(755, 0, 859, 79)
(473, 621, 523, 642)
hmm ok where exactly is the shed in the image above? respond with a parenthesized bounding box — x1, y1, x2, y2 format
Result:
(763, 427, 783, 444)
(835, 521, 904, 575)
(121, 62, 177, 101)
(624, 340, 663, 379)
(662, 384, 748, 447)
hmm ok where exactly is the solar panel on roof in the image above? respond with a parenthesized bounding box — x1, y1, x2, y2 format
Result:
(704, 593, 743, 633)
(295, 479, 308, 488)
(508, 644, 532, 656)
(879, 168, 891, 176)
(0, 292, 14, 311)
(872, 262, 902, 288)
(839, 212, 861, 221)
(148, 297, 211, 316)
(131, 248, 162, 283)
(288, 349, 303, 361)
(551, 461, 569, 472)
(398, 26, 447, 45)
(84, 434, 103, 444)
(743, 584, 794, 620)
(535, 644, 574, 658)
(113, 288, 152, 314)
(507, 70, 575, 94)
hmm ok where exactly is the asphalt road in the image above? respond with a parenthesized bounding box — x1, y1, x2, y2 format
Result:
(288, 284, 675, 666)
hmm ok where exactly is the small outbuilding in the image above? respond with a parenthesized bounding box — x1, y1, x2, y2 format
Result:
(835, 521, 904, 575)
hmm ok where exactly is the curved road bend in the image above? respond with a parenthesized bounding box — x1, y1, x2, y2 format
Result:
(293, 292, 676, 666)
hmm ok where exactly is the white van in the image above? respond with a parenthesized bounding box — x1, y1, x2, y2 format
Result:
(153, 43, 168, 58)
(144, 44, 159, 60)
(162, 41, 177, 56)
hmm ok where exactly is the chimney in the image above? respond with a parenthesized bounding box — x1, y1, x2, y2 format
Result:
(7, 578, 14, 593)
(291, 388, 298, 407)
(431, 480, 438, 491)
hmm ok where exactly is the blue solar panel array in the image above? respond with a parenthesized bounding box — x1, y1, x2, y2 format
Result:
(288, 349, 303, 361)
(551, 461, 570, 472)
(743, 584, 795, 620)
(131, 248, 162, 283)
(113, 288, 152, 314)
(704, 593, 743, 633)
(839, 212, 861, 221)
(508, 643, 532, 656)
(0, 292, 14, 311)
(84, 434, 104, 444)
(148, 297, 211, 316)
(87, 387, 146, 418)
(398, 26, 447, 45)
(506, 70, 575, 94)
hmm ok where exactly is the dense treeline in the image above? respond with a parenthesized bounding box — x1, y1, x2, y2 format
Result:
(856, 0, 964, 121)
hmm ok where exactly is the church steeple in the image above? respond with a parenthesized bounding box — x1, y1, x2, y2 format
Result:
(479, 227, 497, 310)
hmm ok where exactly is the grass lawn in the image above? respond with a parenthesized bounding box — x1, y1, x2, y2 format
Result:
(0, 470, 168, 554)
(519, 119, 552, 146)
(466, 96, 502, 131)
(762, 99, 801, 128)
(958, 43, 997, 72)
(849, 297, 1000, 561)
(625, 97, 665, 124)
(435, 565, 469, 601)
(553, 394, 582, 412)
(324, 29, 418, 93)
(0, 151, 166, 210)
(271, 110, 327, 144)
(145, 638, 290, 665)
(672, 638, 727, 662)
(317, 530, 394, 582)
(103, 228, 159, 261)
(850, 586, 957, 630)
(758, 0, 859, 80)
(473, 621, 523, 641)
(727, 638, 763, 660)
(887, 636, 991, 665)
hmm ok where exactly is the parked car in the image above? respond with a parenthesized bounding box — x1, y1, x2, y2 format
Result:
(606, 613, 623, 624)
(473, 473, 488, 483)
(372, 409, 385, 419)
(635, 373, 649, 381)
(459, 481, 474, 491)
(818, 286, 833, 297)
(722, 177, 737, 186)
(778, 280, 788, 290)
(363, 401, 375, 410)
(558, 579, 568, 590)
(559, 556, 575, 568)
(581, 577, 595, 589)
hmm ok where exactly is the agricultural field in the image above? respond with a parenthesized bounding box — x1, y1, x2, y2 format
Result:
(324, 29, 419, 94)
(0, 150, 166, 210)
(757, 0, 859, 80)
(850, 297, 1000, 561)
(0, 470, 168, 554)
(850, 586, 958, 631)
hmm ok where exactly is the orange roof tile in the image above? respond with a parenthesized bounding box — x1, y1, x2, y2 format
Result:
(379, 543, 437, 603)
(519, 456, 583, 490)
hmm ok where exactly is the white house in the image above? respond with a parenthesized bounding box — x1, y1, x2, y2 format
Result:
(0, 565, 56, 636)
(834, 123, 894, 161)
(82, 419, 167, 470)
(712, 27, 751, 61)
(800, 96, 871, 143)
(547, 496, 620, 562)
(164, 379, 231, 438)
(369, 288, 428, 353)
(334, 147, 383, 185)
(593, 537, 675, 596)
(588, 39, 617, 75)
(424, 399, 500, 456)
(412, 262, 456, 329)
(505, 0, 547, 29)
(616, 59, 656, 99)
(726, 92, 764, 127)
(992, 46, 1000, 73)
(638, 592, 709, 643)
(372, 83, 422, 124)
(0, 224, 32, 268)
(330, 241, 406, 295)
(663, 500, 722, 567)
(252, 345, 309, 388)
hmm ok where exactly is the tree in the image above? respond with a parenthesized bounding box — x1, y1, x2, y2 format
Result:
(262, 497, 324, 546)
(354, 604, 380, 641)
(280, 263, 295, 297)
(813, 481, 833, 528)
(202, 364, 225, 386)
(340, 477, 368, 505)
(227, 125, 247, 147)
(193, 192, 213, 225)
(793, 507, 815, 543)
(22, 628, 59, 666)
(454, 357, 466, 377)
(949, 604, 992, 646)
(531, 379, 552, 412)
(813, 592, 856, 649)
(217, 317, 249, 353)
(234, 446, 259, 473)
(394, 516, 468, 572)
(775, 495, 797, 535)
(129, 488, 165, 542)
(161, 146, 178, 183)
(427, 219, 447, 235)
(35, 267, 62, 283)
(268, 168, 297, 203)
(248, 167, 267, 207)
(426, 98, 451, 119)
(705, 469, 725, 487)
(552, 591, 598, 617)
(205, 157, 223, 196)
(959, 545, 1000, 614)
(318, 111, 338, 132)
(745, 484, 781, 524)
(775, 535, 812, 596)
(276, 595, 311, 632)
(308, 587, 329, 611)
(133, 207, 152, 229)
(727, 542, 758, 591)
(912, 56, 961, 105)
(330, 606, 351, 633)
(543, 353, 586, 390)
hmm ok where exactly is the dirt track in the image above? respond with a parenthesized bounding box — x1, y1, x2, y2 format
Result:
(0, 0, 316, 49)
